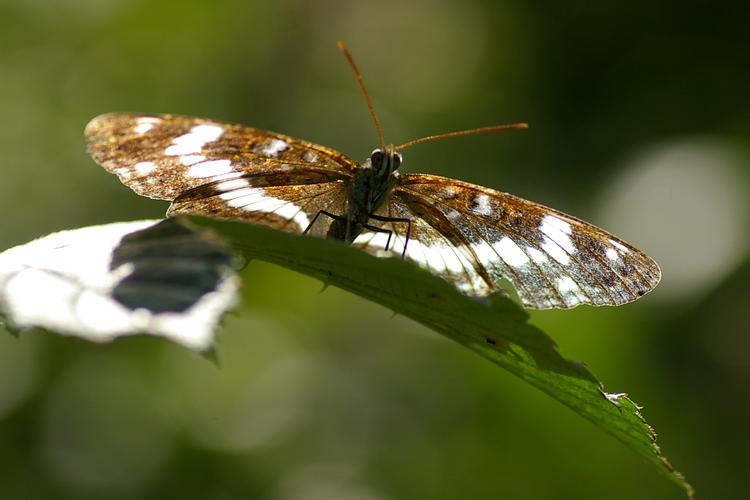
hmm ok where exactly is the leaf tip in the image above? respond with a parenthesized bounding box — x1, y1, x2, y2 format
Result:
(601, 390, 628, 409)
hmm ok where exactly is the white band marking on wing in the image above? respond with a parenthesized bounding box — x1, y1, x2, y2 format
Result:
(221, 188, 310, 230)
(473, 194, 492, 216)
(605, 247, 619, 261)
(215, 179, 251, 191)
(134, 161, 156, 175)
(526, 246, 548, 264)
(494, 236, 530, 267)
(540, 215, 575, 254)
(472, 240, 497, 267)
(541, 236, 571, 265)
(165, 124, 224, 156)
(180, 154, 206, 166)
(557, 276, 579, 293)
(262, 139, 290, 158)
(609, 239, 629, 253)
(134, 117, 161, 135)
(186, 159, 233, 178)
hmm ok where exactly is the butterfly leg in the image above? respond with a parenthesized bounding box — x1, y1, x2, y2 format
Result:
(368, 214, 412, 258)
(362, 223, 395, 252)
(304, 210, 345, 235)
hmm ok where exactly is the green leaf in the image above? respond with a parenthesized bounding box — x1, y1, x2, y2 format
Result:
(191, 215, 694, 499)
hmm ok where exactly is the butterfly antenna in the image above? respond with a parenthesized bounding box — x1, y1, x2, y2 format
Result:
(395, 123, 529, 151)
(338, 41, 386, 149)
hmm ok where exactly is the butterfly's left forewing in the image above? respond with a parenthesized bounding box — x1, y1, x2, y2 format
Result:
(85, 113, 356, 236)
(357, 174, 660, 309)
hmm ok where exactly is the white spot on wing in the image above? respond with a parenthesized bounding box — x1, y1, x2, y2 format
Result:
(218, 186, 262, 200)
(209, 172, 242, 182)
(541, 236, 570, 265)
(302, 150, 319, 163)
(527, 246, 548, 264)
(605, 247, 619, 261)
(610, 239, 629, 253)
(356, 232, 490, 296)
(360, 232, 391, 252)
(215, 179, 250, 191)
(261, 139, 289, 158)
(439, 244, 465, 274)
(494, 237, 529, 267)
(192, 124, 224, 140)
(540, 215, 575, 253)
(441, 186, 459, 199)
(186, 159, 233, 178)
(180, 154, 206, 166)
(423, 242, 451, 273)
(472, 240, 497, 267)
(557, 276, 578, 293)
(250, 197, 286, 213)
(224, 189, 264, 206)
(418, 240, 460, 273)
(357, 234, 457, 274)
(273, 203, 310, 229)
(165, 124, 224, 156)
(135, 123, 154, 134)
(134, 117, 160, 135)
(447, 209, 462, 221)
(543, 214, 572, 233)
(473, 194, 492, 216)
(221, 188, 309, 230)
(134, 161, 156, 175)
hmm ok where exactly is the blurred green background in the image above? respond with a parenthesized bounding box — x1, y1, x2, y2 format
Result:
(1, 1, 749, 498)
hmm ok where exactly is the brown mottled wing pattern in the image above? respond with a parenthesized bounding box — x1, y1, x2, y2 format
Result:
(353, 197, 493, 296)
(86, 113, 660, 309)
(356, 174, 660, 309)
(171, 181, 348, 237)
(85, 113, 355, 235)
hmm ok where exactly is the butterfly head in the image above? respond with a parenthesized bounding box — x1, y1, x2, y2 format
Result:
(370, 145, 402, 178)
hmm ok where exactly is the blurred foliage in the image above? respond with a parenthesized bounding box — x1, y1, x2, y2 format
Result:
(1, 0, 749, 499)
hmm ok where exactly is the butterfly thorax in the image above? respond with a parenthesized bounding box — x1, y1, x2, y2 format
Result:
(327, 146, 402, 243)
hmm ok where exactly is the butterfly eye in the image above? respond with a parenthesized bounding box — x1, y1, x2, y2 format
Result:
(370, 149, 385, 162)
(393, 152, 403, 169)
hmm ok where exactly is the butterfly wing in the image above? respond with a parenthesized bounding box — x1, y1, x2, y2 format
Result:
(358, 173, 660, 309)
(85, 114, 660, 308)
(169, 181, 349, 236)
(85, 113, 355, 235)
(353, 197, 494, 296)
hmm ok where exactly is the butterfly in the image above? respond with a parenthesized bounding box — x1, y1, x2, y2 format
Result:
(84, 42, 660, 310)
